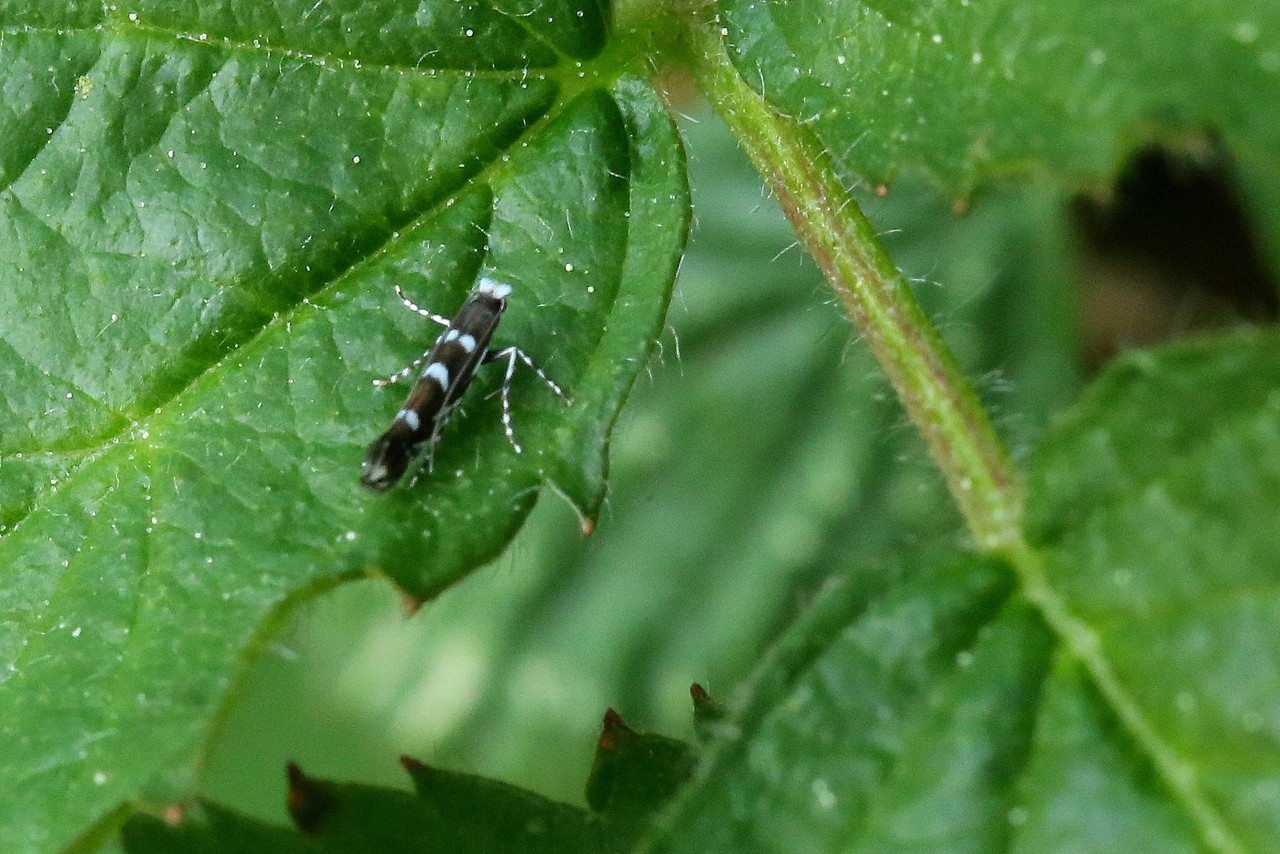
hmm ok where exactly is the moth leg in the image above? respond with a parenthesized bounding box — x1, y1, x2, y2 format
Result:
(372, 285, 452, 388)
(482, 347, 573, 403)
(486, 346, 575, 455)
(491, 346, 524, 454)
(372, 348, 433, 388)
(394, 284, 450, 327)
(516, 349, 572, 404)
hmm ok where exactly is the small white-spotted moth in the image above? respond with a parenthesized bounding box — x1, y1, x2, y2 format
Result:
(360, 277, 571, 491)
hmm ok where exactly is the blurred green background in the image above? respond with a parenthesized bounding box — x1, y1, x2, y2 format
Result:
(197, 100, 1085, 823)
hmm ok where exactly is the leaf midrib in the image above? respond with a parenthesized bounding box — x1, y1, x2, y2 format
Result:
(1, 50, 613, 540)
(1009, 536, 1245, 854)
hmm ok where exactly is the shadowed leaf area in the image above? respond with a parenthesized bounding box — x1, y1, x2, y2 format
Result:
(120, 704, 698, 854)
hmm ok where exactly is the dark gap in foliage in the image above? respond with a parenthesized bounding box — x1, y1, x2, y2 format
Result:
(1072, 141, 1279, 370)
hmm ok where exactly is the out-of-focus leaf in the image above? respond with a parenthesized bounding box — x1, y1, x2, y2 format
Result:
(123, 707, 698, 854)
(638, 551, 1037, 852)
(125, 774, 578, 854)
(642, 328, 1280, 852)
(1024, 328, 1280, 850)
(0, 2, 687, 849)
(691, 684, 727, 742)
(123, 803, 318, 854)
(586, 708, 697, 828)
(720, 0, 1280, 277)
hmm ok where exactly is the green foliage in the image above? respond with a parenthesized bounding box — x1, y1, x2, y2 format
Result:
(1025, 331, 1280, 849)
(641, 334, 1280, 851)
(122, 709, 695, 853)
(1, 0, 1278, 853)
(719, 0, 1280, 194)
(0, 3, 684, 850)
(637, 552, 1034, 852)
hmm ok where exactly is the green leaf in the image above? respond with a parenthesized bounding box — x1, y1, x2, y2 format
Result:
(275, 761, 594, 854)
(1024, 328, 1280, 850)
(398, 759, 601, 852)
(718, 0, 1280, 199)
(637, 551, 1034, 852)
(586, 708, 696, 824)
(1010, 660, 1203, 852)
(641, 329, 1280, 852)
(122, 711, 698, 854)
(0, 3, 687, 850)
(123, 803, 318, 854)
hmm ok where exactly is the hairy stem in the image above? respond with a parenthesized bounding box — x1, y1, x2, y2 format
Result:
(677, 16, 1022, 554)
(669, 14, 1242, 853)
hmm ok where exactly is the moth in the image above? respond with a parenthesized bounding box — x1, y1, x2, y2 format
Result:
(360, 277, 570, 491)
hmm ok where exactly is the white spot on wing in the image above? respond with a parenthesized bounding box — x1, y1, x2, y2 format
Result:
(457, 333, 477, 353)
(477, 276, 513, 299)
(423, 362, 450, 387)
(396, 408, 421, 431)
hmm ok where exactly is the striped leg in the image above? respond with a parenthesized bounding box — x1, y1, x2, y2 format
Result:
(372, 286, 452, 388)
(394, 284, 451, 326)
(488, 346, 573, 454)
(373, 349, 432, 388)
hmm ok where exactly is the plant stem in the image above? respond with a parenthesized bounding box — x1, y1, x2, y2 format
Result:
(676, 16, 1022, 554)
(671, 16, 1242, 853)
